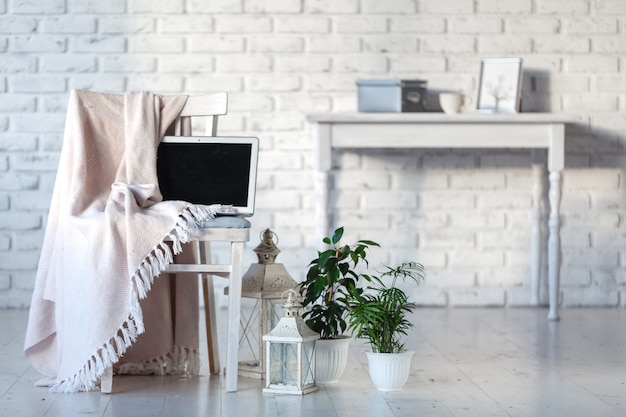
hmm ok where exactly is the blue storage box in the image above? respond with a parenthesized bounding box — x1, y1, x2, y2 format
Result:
(357, 79, 427, 113)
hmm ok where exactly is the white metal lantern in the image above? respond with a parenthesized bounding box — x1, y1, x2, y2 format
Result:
(262, 289, 319, 395)
(228, 228, 298, 379)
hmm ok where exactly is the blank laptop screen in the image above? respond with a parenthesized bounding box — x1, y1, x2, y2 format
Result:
(156, 136, 258, 215)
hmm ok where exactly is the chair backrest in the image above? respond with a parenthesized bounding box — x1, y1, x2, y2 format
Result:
(174, 92, 228, 136)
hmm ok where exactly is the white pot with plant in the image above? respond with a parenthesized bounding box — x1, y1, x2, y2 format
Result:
(347, 262, 425, 391)
(299, 227, 378, 384)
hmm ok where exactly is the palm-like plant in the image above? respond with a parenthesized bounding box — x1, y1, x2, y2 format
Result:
(299, 227, 379, 339)
(346, 262, 425, 353)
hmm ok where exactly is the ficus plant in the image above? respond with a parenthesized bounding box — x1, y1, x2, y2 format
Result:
(299, 227, 379, 339)
(347, 261, 425, 353)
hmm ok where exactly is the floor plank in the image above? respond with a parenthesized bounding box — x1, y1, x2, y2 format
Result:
(2, 308, 625, 417)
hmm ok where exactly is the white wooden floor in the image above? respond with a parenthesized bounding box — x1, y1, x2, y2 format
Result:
(2, 307, 625, 417)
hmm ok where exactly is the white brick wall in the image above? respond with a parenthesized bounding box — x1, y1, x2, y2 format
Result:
(1, 0, 625, 309)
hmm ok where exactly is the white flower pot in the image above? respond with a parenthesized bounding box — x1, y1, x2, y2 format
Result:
(365, 351, 414, 391)
(315, 337, 352, 384)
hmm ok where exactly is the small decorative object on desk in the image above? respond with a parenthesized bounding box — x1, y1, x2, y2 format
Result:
(477, 57, 523, 113)
(439, 92, 467, 114)
(357, 79, 427, 112)
(262, 289, 319, 395)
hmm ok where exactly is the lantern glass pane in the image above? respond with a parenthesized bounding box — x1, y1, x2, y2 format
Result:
(303, 340, 315, 385)
(239, 298, 260, 366)
(268, 342, 298, 387)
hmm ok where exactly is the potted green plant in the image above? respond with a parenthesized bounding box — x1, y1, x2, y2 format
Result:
(346, 261, 425, 391)
(299, 227, 379, 383)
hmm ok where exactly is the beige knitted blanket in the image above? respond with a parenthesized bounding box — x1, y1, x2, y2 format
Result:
(24, 90, 215, 392)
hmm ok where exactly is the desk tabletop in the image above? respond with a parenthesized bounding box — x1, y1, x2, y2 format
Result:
(307, 112, 581, 124)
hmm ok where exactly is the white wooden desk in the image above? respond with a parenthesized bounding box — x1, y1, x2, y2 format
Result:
(307, 112, 580, 321)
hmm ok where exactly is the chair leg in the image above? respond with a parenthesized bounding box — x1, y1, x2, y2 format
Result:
(202, 276, 220, 375)
(198, 242, 220, 375)
(225, 241, 244, 392)
(101, 367, 113, 393)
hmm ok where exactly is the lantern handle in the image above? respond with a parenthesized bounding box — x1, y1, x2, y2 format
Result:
(281, 289, 302, 313)
(259, 228, 279, 246)
(281, 288, 296, 303)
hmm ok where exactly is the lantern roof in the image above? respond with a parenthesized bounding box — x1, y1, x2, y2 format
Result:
(253, 228, 281, 264)
(263, 316, 319, 342)
(263, 290, 319, 342)
(240, 229, 298, 298)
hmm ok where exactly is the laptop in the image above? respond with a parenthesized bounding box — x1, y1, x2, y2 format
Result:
(157, 136, 259, 216)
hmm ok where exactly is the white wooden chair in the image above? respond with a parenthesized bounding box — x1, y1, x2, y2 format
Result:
(101, 92, 249, 393)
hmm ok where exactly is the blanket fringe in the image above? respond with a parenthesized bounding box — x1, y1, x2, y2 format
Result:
(50, 204, 216, 393)
(114, 346, 201, 376)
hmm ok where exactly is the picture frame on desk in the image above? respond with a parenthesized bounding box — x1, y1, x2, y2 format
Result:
(476, 58, 523, 113)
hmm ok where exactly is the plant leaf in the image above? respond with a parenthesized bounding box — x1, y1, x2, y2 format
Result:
(317, 249, 335, 269)
(331, 227, 344, 245)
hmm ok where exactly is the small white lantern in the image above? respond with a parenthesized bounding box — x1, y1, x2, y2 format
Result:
(262, 289, 319, 395)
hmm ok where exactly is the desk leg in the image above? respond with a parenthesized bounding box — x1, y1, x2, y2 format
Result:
(530, 150, 545, 306)
(316, 171, 331, 245)
(315, 123, 332, 246)
(547, 171, 562, 321)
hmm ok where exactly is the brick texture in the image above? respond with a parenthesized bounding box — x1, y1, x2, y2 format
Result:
(0, 0, 625, 309)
